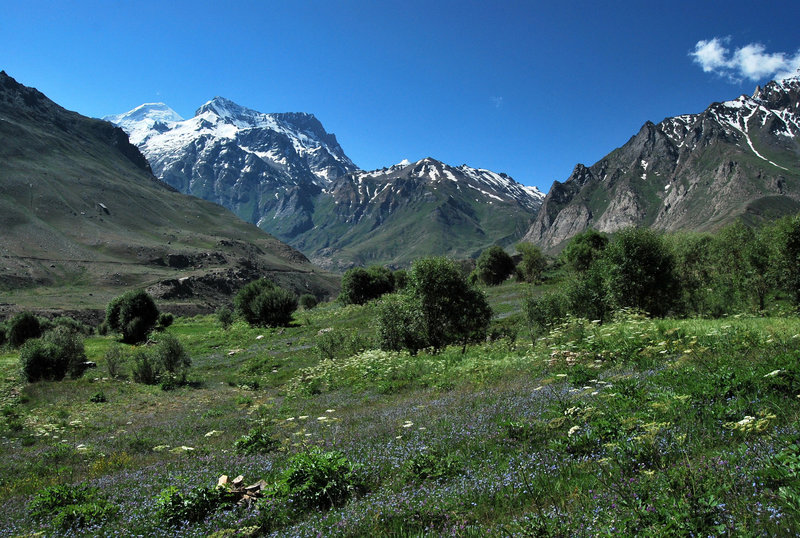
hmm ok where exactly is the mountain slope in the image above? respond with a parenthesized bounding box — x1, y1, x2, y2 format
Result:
(525, 76, 800, 250)
(295, 158, 543, 269)
(108, 100, 543, 268)
(0, 71, 338, 313)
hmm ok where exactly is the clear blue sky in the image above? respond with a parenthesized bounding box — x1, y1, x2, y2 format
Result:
(2, 0, 799, 192)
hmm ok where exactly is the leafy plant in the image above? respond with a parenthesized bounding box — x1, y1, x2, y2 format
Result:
(19, 326, 87, 382)
(29, 483, 117, 530)
(8, 311, 42, 348)
(234, 425, 279, 454)
(235, 279, 297, 327)
(275, 448, 363, 511)
(155, 484, 236, 525)
(106, 290, 160, 344)
(475, 245, 516, 286)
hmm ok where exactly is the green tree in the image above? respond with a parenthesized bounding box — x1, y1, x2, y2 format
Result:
(339, 266, 395, 305)
(105, 290, 159, 344)
(407, 257, 492, 352)
(774, 214, 800, 306)
(515, 242, 547, 283)
(8, 311, 42, 348)
(603, 227, 678, 317)
(561, 229, 608, 272)
(234, 279, 297, 327)
(475, 245, 516, 286)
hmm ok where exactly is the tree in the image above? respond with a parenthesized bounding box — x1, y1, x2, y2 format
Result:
(774, 214, 800, 306)
(234, 279, 297, 327)
(106, 290, 159, 344)
(339, 266, 395, 305)
(603, 227, 678, 317)
(515, 243, 547, 283)
(20, 326, 86, 382)
(561, 229, 608, 272)
(8, 311, 42, 348)
(475, 245, 516, 286)
(407, 257, 492, 352)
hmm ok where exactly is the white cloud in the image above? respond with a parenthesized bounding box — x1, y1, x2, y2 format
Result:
(690, 37, 800, 82)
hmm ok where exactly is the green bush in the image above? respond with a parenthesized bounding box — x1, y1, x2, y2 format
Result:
(298, 293, 318, 310)
(475, 245, 516, 285)
(104, 344, 126, 379)
(276, 448, 363, 511)
(316, 328, 370, 360)
(8, 312, 42, 348)
(235, 279, 297, 327)
(0, 323, 6, 347)
(156, 312, 174, 330)
(152, 333, 191, 380)
(19, 327, 87, 382)
(52, 316, 93, 336)
(130, 350, 159, 385)
(339, 266, 395, 305)
(561, 229, 608, 272)
(403, 448, 464, 481)
(106, 290, 159, 344)
(216, 306, 234, 329)
(234, 425, 279, 455)
(523, 290, 567, 341)
(515, 242, 548, 283)
(156, 485, 236, 526)
(29, 483, 117, 530)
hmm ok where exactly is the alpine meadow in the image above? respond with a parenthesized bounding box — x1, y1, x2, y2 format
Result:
(3, 3, 800, 536)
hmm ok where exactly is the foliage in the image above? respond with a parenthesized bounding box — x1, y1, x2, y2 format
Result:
(603, 227, 678, 317)
(106, 290, 160, 344)
(29, 483, 117, 530)
(774, 214, 800, 305)
(152, 333, 191, 379)
(156, 312, 174, 330)
(19, 326, 87, 382)
(234, 279, 297, 327)
(564, 262, 611, 322)
(475, 245, 516, 286)
(298, 293, 318, 310)
(315, 327, 370, 360)
(339, 266, 395, 305)
(234, 425, 279, 455)
(104, 344, 126, 379)
(130, 349, 159, 385)
(515, 242, 547, 283)
(8, 311, 42, 348)
(274, 448, 363, 511)
(375, 293, 427, 354)
(561, 228, 608, 272)
(403, 448, 464, 481)
(156, 485, 236, 526)
(52, 316, 93, 336)
(216, 306, 234, 329)
(523, 290, 567, 340)
(400, 257, 492, 352)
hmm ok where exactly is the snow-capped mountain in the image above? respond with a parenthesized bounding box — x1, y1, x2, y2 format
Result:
(526, 75, 800, 249)
(108, 98, 544, 267)
(293, 157, 543, 269)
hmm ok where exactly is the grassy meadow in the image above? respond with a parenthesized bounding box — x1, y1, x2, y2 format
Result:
(1, 281, 799, 536)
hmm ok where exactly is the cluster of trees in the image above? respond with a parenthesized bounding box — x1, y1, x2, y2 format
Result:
(339, 266, 406, 305)
(525, 214, 800, 337)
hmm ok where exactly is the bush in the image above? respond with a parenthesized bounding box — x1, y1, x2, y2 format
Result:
(516, 242, 548, 283)
(561, 229, 608, 272)
(152, 333, 191, 381)
(104, 344, 126, 379)
(524, 290, 567, 341)
(156, 312, 174, 330)
(276, 448, 362, 511)
(29, 483, 117, 530)
(298, 294, 318, 310)
(52, 316, 93, 336)
(106, 290, 159, 344)
(0, 324, 6, 347)
(376, 294, 426, 355)
(475, 245, 516, 285)
(235, 279, 297, 327)
(234, 425, 279, 455)
(216, 306, 234, 329)
(603, 227, 678, 317)
(8, 312, 42, 348)
(339, 266, 395, 305)
(130, 350, 159, 385)
(156, 485, 236, 526)
(316, 328, 370, 360)
(20, 327, 87, 382)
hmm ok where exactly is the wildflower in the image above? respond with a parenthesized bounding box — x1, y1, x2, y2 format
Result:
(764, 369, 782, 378)
(568, 426, 581, 437)
(298, 416, 309, 420)
(317, 416, 328, 421)
(204, 430, 222, 437)
(555, 373, 567, 378)
(325, 409, 336, 413)
(402, 421, 414, 428)
(286, 417, 295, 421)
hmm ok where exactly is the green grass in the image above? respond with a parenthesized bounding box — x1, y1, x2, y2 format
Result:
(1, 282, 799, 536)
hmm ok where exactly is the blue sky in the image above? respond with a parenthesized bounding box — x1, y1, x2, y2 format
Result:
(2, 0, 799, 192)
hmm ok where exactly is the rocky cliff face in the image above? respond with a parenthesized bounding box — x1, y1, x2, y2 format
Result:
(525, 76, 800, 250)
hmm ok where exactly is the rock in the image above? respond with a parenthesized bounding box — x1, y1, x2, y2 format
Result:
(217, 475, 229, 488)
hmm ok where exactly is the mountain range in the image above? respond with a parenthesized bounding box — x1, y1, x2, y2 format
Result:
(524, 75, 800, 250)
(0, 71, 338, 316)
(106, 100, 543, 268)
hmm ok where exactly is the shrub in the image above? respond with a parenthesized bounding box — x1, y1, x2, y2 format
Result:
(235, 279, 297, 327)
(156, 485, 236, 526)
(523, 290, 567, 341)
(276, 448, 362, 511)
(0, 323, 6, 347)
(8, 312, 42, 348)
(104, 344, 126, 379)
(603, 227, 678, 317)
(106, 290, 159, 344)
(561, 229, 608, 272)
(339, 266, 395, 305)
(475, 245, 516, 285)
(216, 306, 234, 329)
(403, 448, 464, 482)
(516, 242, 548, 283)
(152, 333, 191, 381)
(19, 327, 87, 382)
(375, 294, 426, 355)
(298, 293, 318, 310)
(156, 312, 174, 330)
(52, 316, 92, 336)
(29, 483, 117, 530)
(406, 257, 492, 352)
(234, 426, 279, 455)
(130, 350, 159, 385)
(316, 328, 370, 360)
(564, 263, 610, 322)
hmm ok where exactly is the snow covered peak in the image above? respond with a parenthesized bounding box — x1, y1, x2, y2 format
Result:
(194, 96, 261, 123)
(103, 103, 183, 145)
